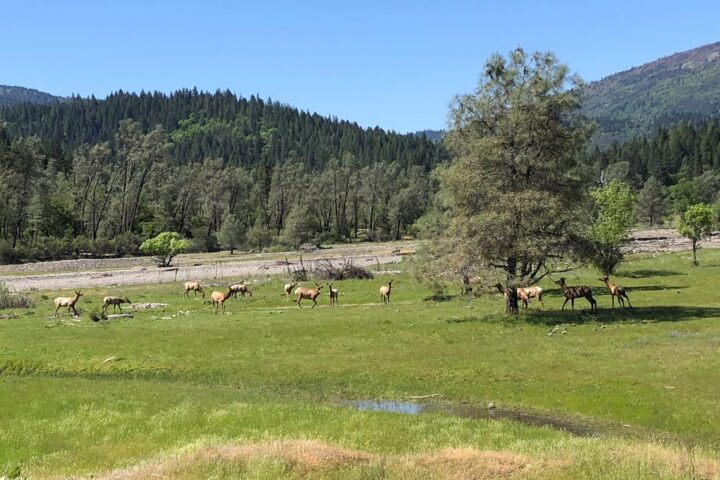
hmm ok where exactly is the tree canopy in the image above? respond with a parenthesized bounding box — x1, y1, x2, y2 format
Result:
(440, 48, 593, 313)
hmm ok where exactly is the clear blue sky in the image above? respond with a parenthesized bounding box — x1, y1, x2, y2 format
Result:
(4, 0, 719, 133)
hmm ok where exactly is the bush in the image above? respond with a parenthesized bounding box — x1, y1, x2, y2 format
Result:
(139, 232, 189, 267)
(314, 258, 375, 280)
(0, 282, 34, 309)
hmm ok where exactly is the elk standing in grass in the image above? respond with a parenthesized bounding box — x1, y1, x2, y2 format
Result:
(284, 282, 298, 302)
(183, 281, 205, 299)
(229, 282, 252, 299)
(380, 280, 393, 304)
(519, 286, 544, 309)
(329, 281, 339, 307)
(599, 276, 632, 309)
(102, 296, 131, 314)
(211, 288, 233, 314)
(295, 283, 323, 308)
(54, 291, 83, 317)
(554, 277, 598, 313)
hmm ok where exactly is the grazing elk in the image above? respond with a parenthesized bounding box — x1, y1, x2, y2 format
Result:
(102, 296, 131, 314)
(461, 274, 483, 296)
(229, 282, 252, 299)
(329, 281, 339, 307)
(183, 281, 205, 299)
(54, 291, 83, 317)
(211, 288, 233, 314)
(379, 280, 393, 304)
(295, 283, 323, 309)
(519, 286, 544, 309)
(284, 282, 298, 302)
(554, 277, 598, 313)
(599, 276, 632, 309)
(493, 283, 542, 309)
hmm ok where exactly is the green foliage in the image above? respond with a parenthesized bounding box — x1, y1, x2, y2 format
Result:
(440, 48, 592, 313)
(678, 203, 716, 265)
(139, 231, 188, 266)
(216, 215, 244, 254)
(636, 176, 668, 225)
(584, 180, 636, 275)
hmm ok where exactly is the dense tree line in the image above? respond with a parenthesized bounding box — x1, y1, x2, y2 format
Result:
(584, 120, 720, 224)
(0, 89, 444, 170)
(0, 118, 435, 262)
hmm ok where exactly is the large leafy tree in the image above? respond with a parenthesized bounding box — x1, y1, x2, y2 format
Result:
(584, 179, 637, 275)
(442, 48, 593, 313)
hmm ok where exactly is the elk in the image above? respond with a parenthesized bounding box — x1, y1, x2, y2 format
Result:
(54, 291, 83, 317)
(493, 283, 540, 309)
(599, 276, 632, 309)
(519, 286, 544, 309)
(102, 296, 131, 313)
(229, 282, 252, 299)
(329, 281, 339, 307)
(461, 275, 483, 296)
(554, 277, 598, 313)
(211, 288, 233, 314)
(295, 283, 323, 308)
(379, 280, 393, 304)
(284, 282, 298, 302)
(183, 281, 205, 299)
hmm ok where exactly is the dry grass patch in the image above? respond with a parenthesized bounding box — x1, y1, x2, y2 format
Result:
(402, 448, 563, 479)
(623, 443, 720, 479)
(91, 440, 558, 480)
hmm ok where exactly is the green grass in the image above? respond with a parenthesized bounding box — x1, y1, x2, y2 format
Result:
(2, 249, 720, 478)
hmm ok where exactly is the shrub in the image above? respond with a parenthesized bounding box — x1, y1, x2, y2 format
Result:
(0, 282, 34, 309)
(139, 232, 189, 267)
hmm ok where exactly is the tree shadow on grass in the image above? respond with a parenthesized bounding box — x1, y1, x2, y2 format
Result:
(616, 269, 685, 278)
(522, 305, 720, 326)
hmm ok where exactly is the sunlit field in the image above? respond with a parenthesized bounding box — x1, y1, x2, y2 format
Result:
(2, 248, 720, 479)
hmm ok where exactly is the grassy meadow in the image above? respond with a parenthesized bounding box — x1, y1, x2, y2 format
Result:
(1, 247, 720, 479)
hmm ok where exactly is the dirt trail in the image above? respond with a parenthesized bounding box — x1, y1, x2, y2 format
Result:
(0, 248, 406, 292)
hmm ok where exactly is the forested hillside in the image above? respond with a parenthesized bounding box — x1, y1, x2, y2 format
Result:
(0, 90, 444, 262)
(584, 120, 720, 224)
(0, 85, 62, 107)
(0, 90, 442, 170)
(582, 42, 720, 146)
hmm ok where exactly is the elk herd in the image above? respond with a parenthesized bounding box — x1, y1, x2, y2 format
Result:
(50, 275, 631, 318)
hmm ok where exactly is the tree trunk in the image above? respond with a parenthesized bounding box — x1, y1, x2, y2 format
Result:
(505, 287, 519, 314)
(692, 239, 699, 266)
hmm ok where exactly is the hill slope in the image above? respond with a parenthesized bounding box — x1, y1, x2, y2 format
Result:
(0, 85, 62, 107)
(583, 42, 720, 146)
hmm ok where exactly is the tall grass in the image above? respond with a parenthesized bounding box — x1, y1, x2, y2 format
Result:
(0, 281, 33, 309)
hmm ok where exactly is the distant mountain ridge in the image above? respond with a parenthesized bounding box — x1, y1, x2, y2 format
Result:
(0, 85, 63, 107)
(582, 42, 720, 146)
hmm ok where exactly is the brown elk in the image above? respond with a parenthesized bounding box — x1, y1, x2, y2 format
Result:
(102, 296, 131, 313)
(211, 288, 233, 314)
(229, 282, 252, 299)
(379, 280, 393, 304)
(329, 281, 339, 307)
(493, 283, 542, 309)
(284, 282, 298, 302)
(519, 286, 544, 309)
(599, 276, 632, 309)
(183, 281, 205, 299)
(295, 283, 323, 308)
(554, 277, 598, 313)
(54, 291, 83, 317)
